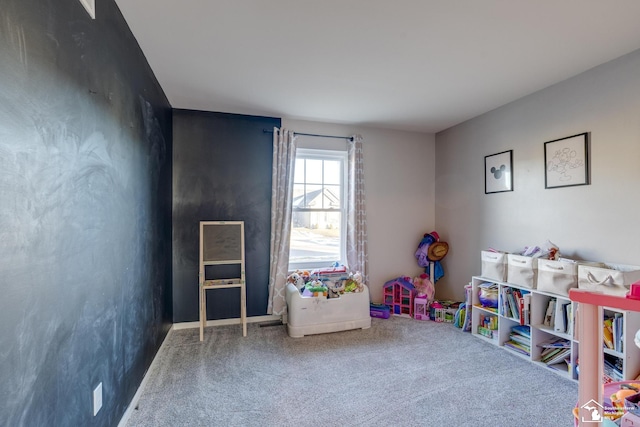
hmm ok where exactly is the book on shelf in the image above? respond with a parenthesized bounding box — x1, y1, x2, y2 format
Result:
(543, 299, 555, 328)
(506, 288, 519, 320)
(540, 347, 563, 361)
(504, 324, 531, 356)
(509, 332, 530, 347)
(603, 318, 614, 350)
(602, 313, 624, 352)
(543, 348, 571, 365)
(547, 359, 570, 373)
(564, 303, 573, 336)
(500, 287, 511, 318)
(614, 312, 623, 352)
(499, 287, 530, 325)
(538, 337, 571, 348)
(504, 340, 530, 356)
(522, 293, 531, 326)
(554, 302, 570, 334)
(540, 298, 572, 334)
(604, 354, 623, 382)
(511, 324, 530, 338)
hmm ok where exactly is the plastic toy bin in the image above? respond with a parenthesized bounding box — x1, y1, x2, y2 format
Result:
(370, 303, 390, 319)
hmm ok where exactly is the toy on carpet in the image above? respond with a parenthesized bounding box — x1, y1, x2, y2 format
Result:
(411, 273, 435, 321)
(382, 276, 416, 318)
(370, 303, 390, 319)
(412, 273, 435, 301)
(453, 303, 469, 329)
(429, 300, 460, 322)
(413, 295, 430, 320)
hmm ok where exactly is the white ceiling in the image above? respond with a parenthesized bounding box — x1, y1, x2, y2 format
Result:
(114, 0, 640, 133)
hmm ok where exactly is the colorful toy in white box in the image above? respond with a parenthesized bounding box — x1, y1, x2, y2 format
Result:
(325, 278, 345, 299)
(344, 271, 364, 293)
(305, 279, 328, 297)
(287, 272, 306, 292)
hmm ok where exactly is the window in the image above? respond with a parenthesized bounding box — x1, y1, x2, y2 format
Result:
(289, 149, 347, 270)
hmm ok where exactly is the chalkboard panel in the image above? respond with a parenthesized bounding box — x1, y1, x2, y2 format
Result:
(202, 222, 243, 263)
(0, 0, 172, 425)
(172, 110, 280, 322)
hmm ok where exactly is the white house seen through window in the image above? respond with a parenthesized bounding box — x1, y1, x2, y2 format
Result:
(289, 149, 347, 270)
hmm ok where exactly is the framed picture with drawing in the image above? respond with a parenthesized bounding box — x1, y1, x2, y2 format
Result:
(485, 150, 513, 194)
(544, 133, 589, 189)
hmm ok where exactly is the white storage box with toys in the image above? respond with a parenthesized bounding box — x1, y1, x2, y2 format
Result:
(577, 263, 640, 297)
(285, 267, 371, 338)
(537, 258, 604, 297)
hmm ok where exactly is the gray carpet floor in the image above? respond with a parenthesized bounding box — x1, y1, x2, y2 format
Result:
(125, 317, 578, 427)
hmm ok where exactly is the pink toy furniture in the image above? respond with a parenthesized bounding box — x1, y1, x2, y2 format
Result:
(414, 296, 429, 320)
(383, 277, 415, 318)
(569, 287, 640, 426)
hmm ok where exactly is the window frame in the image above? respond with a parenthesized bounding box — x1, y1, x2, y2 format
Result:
(288, 148, 348, 271)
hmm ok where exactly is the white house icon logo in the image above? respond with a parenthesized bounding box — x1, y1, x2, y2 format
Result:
(580, 399, 604, 423)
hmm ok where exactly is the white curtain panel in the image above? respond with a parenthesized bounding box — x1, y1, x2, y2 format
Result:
(346, 134, 368, 283)
(267, 128, 297, 315)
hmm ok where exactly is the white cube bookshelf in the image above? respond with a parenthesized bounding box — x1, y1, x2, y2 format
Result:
(470, 276, 640, 383)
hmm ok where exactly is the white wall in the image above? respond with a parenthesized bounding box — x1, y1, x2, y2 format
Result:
(435, 48, 640, 301)
(282, 118, 436, 302)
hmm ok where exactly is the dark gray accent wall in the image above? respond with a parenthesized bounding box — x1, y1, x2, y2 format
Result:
(173, 110, 279, 322)
(0, 0, 172, 425)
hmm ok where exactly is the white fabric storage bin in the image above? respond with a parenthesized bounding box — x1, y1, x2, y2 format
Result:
(578, 263, 640, 297)
(481, 251, 507, 282)
(538, 260, 604, 296)
(507, 254, 538, 288)
(536, 259, 579, 296)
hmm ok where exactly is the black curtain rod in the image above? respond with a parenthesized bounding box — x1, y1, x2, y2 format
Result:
(263, 128, 353, 141)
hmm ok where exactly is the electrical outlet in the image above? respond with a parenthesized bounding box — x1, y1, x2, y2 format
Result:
(93, 382, 102, 416)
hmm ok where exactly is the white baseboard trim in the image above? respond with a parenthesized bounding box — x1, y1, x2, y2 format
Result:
(117, 315, 282, 426)
(172, 314, 282, 330)
(118, 325, 174, 427)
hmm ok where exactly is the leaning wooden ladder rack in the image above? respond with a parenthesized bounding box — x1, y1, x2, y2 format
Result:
(199, 221, 247, 341)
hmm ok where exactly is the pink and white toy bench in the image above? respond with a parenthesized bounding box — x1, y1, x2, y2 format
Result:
(569, 287, 640, 426)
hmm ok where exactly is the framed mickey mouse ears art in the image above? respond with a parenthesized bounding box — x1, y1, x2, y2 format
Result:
(485, 150, 513, 194)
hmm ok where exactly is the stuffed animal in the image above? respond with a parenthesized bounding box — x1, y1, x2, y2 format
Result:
(300, 270, 311, 282)
(327, 287, 340, 299)
(326, 279, 345, 298)
(344, 280, 356, 293)
(306, 279, 328, 297)
(287, 272, 306, 292)
(344, 271, 364, 293)
(413, 273, 435, 301)
(352, 271, 364, 292)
